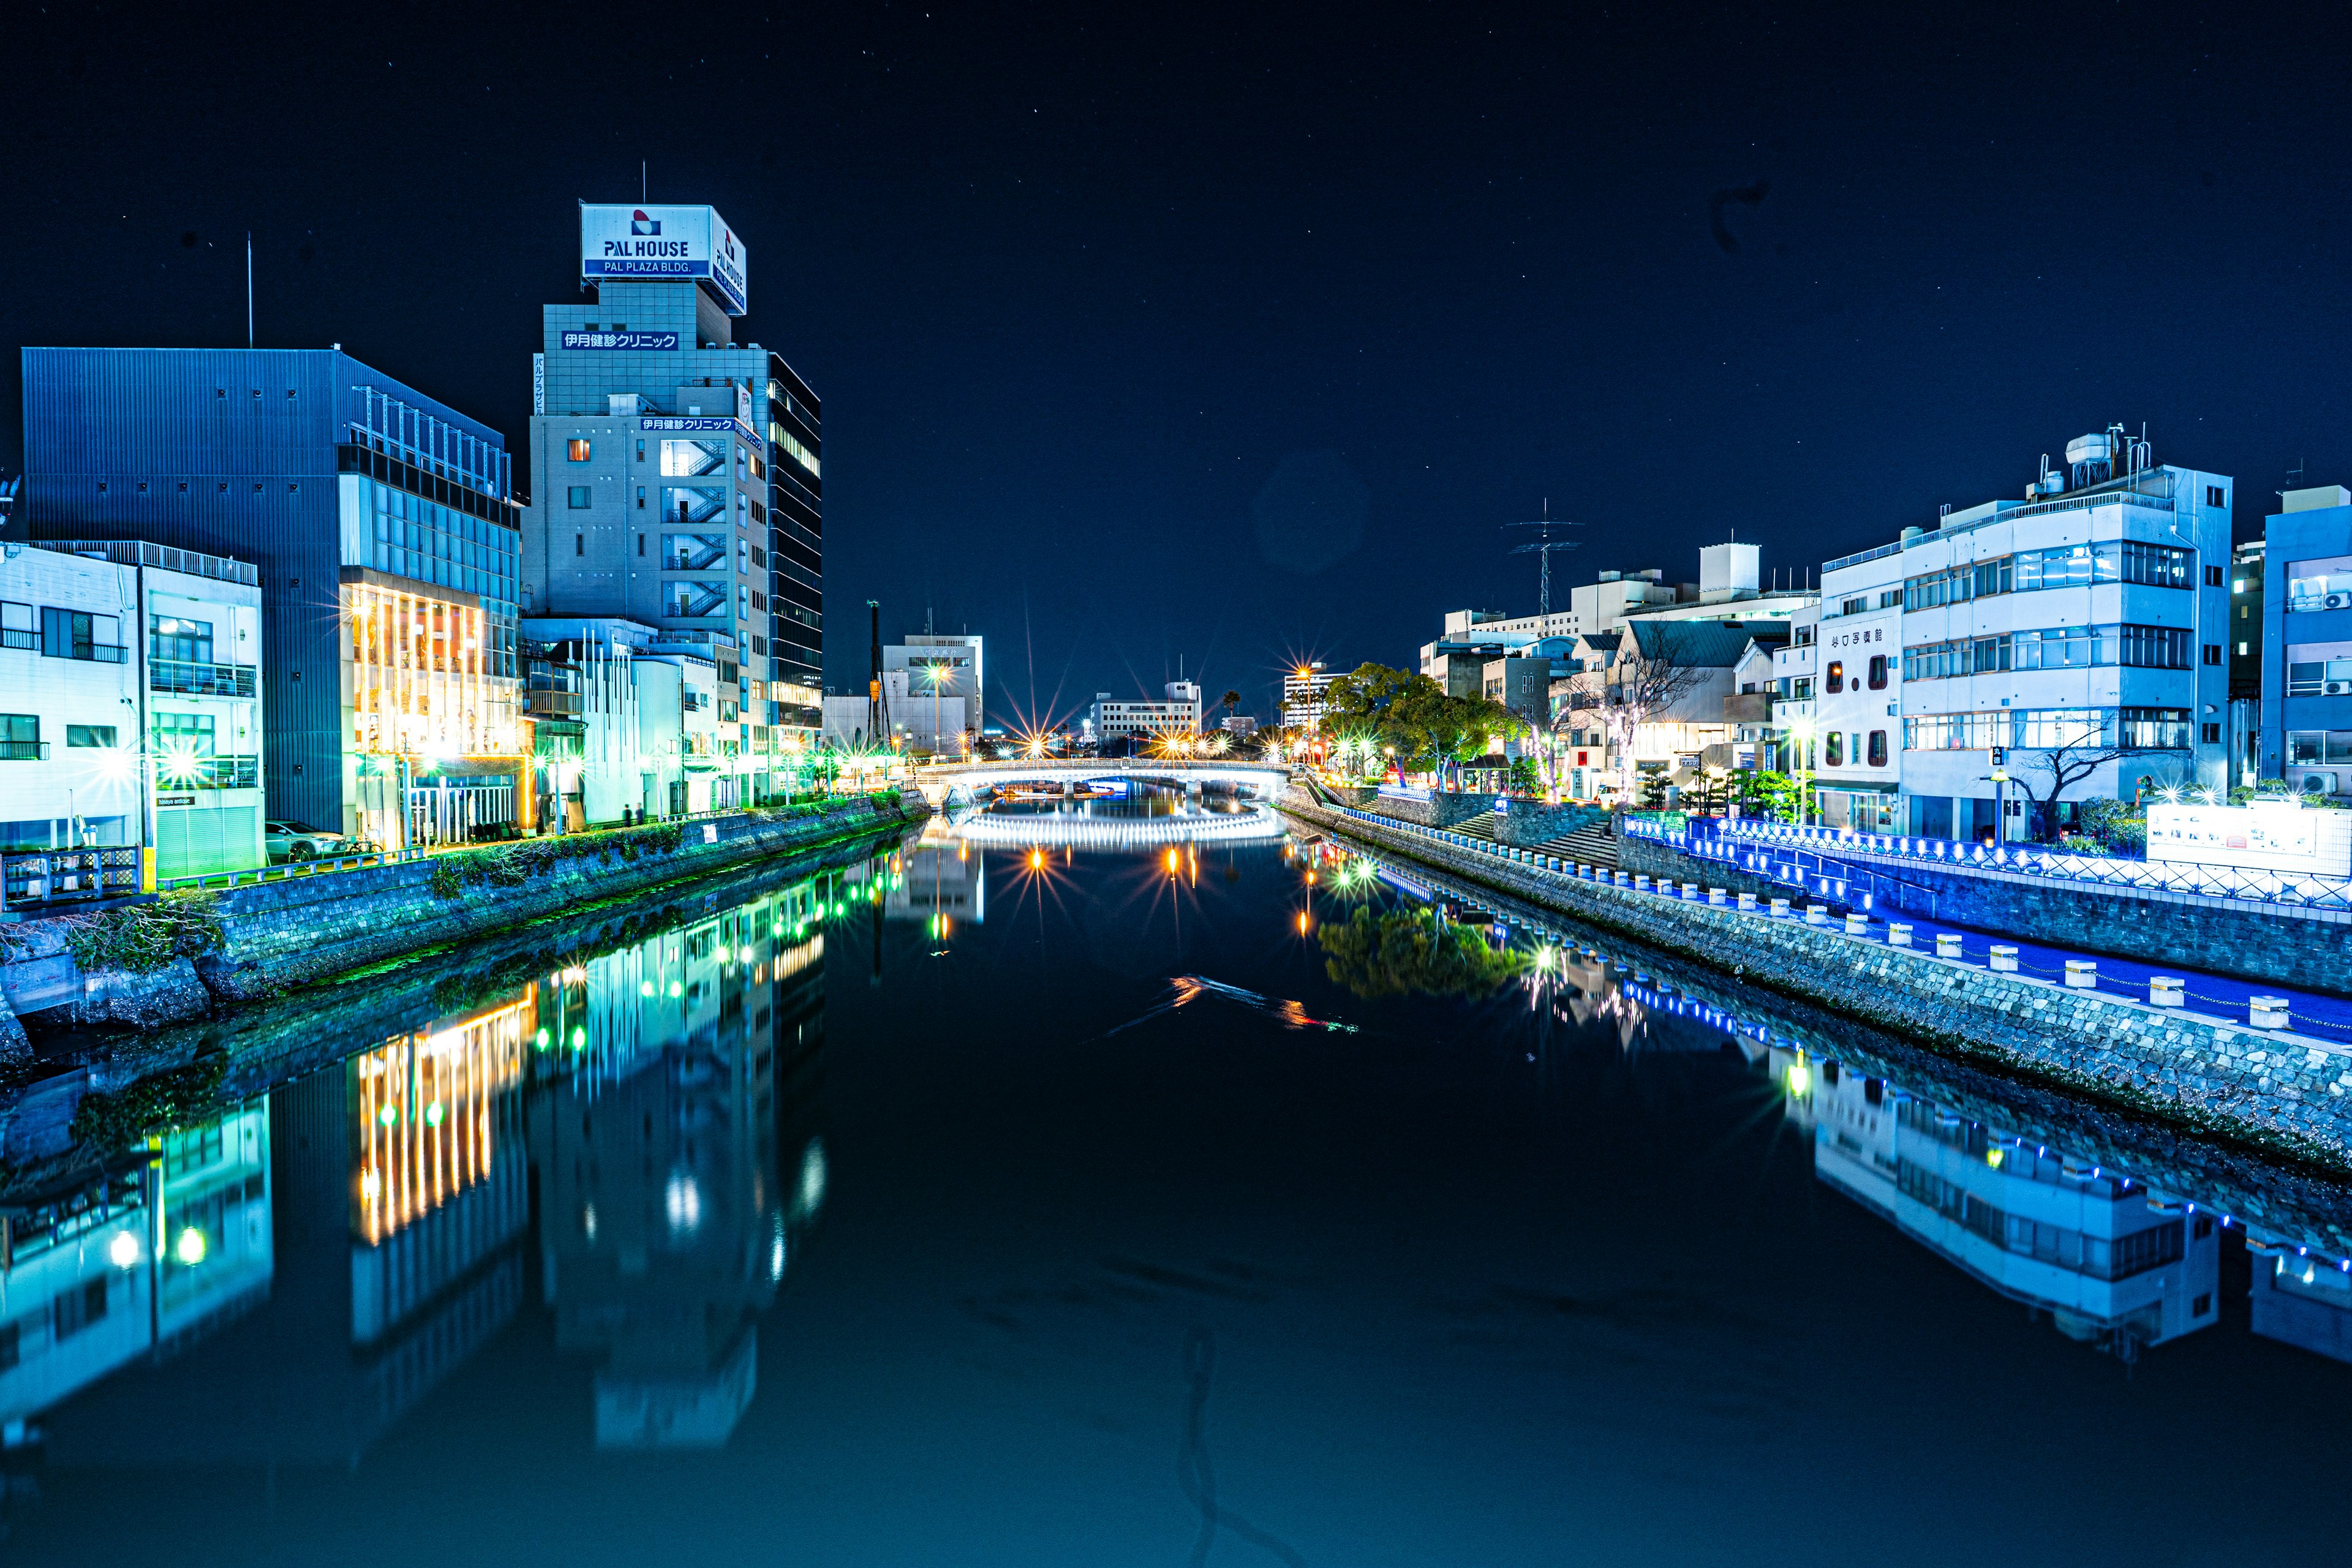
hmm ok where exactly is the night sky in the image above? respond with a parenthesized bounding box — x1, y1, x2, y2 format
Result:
(6, 1, 2351, 726)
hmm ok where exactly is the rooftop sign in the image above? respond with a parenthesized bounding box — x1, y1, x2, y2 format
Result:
(579, 205, 748, 315)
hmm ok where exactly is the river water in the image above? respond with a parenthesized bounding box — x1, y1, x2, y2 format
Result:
(2, 797, 2348, 1566)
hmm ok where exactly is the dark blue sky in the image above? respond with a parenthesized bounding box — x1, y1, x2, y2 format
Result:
(6, 1, 2350, 726)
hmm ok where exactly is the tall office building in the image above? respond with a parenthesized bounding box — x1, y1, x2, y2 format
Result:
(521, 203, 824, 780)
(18, 347, 522, 845)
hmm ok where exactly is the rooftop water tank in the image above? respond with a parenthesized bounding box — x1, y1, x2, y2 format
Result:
(2065, 432, 2112, 468)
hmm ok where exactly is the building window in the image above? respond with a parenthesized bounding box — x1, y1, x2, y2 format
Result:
(1867, 730, 1888, 767)
(1867, 654, 1888, 690)
(41, 609, 123, 662)
(567, 439, 592, 462)
(1824, 661, 1844, 694)
(2204, 565, 2224, 587)
(2202, 643, 2222, 666)
(1840, 597, 1867, 616)
(2206, 485, 2226, 507)
(0, 715, 40, 761)
(150, 711, 216, 756)
(1878, 589, 1901, 609)
(1824, 732, 1845, 767)
(638, 534, 646, 557)
(567, 486, 592, 508)
(67, 724, 118, 748)
(2201, 722, 2221, 744)
(575, 534, 584, 557)
(151, 614, 214, 664)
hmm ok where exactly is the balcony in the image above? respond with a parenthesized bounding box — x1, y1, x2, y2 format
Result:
(0, 741, 50, 760)
(1722, 692, 1773, 723)
(151, 658, 258, 697)
(525, 688, 583, 718)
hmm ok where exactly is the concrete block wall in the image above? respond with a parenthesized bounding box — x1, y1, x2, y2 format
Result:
(1284, 791, 2352, 1169)
(1492, 802, 1609, 848)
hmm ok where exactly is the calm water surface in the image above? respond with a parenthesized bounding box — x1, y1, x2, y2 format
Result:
(3, 800, 2350, 1566)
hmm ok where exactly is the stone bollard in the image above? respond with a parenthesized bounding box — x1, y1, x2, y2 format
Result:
(1888, 922, 1913, 947)
(2149, 976, 2184, 1008)
(1737, 891, 1757, 911)
(1770, 897, 1792, 918)
(1634, 875, 1651, 891)
(2064, 960, 2097, 990)
(1708, 887, 1727, 906)
(1682, 881, 1700, 900)
(1990, 945, 2019, 973)
(2250, 996, 2291, 1030)
(1804, 905, 1830, 925)
(1935, 933, 1964, 959)
(1844, 912, 1868, 936)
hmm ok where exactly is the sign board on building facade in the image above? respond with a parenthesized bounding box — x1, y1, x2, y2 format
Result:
(578, 205, 749, 315)
(2146, 801, 2352, 878)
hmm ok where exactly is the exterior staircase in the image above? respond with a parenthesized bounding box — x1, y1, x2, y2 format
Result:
(1539, 821, 1619, 869)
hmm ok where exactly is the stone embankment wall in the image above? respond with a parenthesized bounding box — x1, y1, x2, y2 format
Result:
(0, 791, 927, 1042)
(1493, 802, 1608, 848)
(1619, 830, 2352, 993)
(0, 827, 900, 1174)
(1283, 791, 2352, 1170)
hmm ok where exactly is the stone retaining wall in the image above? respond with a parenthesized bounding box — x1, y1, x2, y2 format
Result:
(1367, 790, 1496, 828)
(1492, 801, 1610, 849)
(1283, 791, 2352, 1170)
(1, 791, 927, 1036)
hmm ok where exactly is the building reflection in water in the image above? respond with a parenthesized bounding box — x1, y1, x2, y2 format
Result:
(0, 1104, 273, 1447)
(529, 877, 831, 1448)
(888, 834, 986, 929)
(1791, 1054, 2218, 1360)
(0, 869, 842, 1488)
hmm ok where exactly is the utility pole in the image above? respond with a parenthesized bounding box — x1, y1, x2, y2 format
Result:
(1504, 501, 1583, 616)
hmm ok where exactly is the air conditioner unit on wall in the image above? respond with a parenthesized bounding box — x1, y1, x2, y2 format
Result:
(2328, 681, 2352, 695)
(2301, 772, 2339, 796)
(2328, 592, 2352, 609)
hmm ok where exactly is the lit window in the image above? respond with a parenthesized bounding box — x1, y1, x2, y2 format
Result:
(567, 439, 592, 462)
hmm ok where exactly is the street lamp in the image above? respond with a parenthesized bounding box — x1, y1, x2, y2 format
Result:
(1989, 768, 2008, 844)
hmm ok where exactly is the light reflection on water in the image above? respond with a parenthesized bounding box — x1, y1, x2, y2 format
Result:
(0, 813, 2346, 1559)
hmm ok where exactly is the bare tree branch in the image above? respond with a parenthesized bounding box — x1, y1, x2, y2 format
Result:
(1556, 627, 1710, 802)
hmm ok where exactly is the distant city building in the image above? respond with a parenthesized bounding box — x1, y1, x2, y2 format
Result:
(519, 201, 823, 798)
(0, 538, 266, 898)
(823, 668, 967, 756)
(1088, 682, 1201, 744)
(1221, 714, 1257, 737)
(18, 346, 521, 849)
(2228, 537, 2265, 788)
(1281, 662, 1339, 728)
(884, 631, 982, 737)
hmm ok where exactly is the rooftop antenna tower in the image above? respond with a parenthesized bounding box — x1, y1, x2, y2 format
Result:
(1503, 500, 1583, 616)
(245, 233, 254, 349)
(867, 600, 890, 745)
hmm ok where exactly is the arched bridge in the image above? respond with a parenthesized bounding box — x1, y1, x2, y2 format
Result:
(913, 757, 1292, 808)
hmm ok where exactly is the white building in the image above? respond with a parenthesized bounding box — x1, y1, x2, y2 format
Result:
(1088, 682, 1201, 745)
(1817, 430, 2230, 840)
(884, 631, 982, 737)
(823, 668, 968, 757)
(0, 538, 265, 900)
(1281, 663, 1340, 730)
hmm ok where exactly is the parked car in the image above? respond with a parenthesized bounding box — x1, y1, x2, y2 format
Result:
(266, 821, 352, 862)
